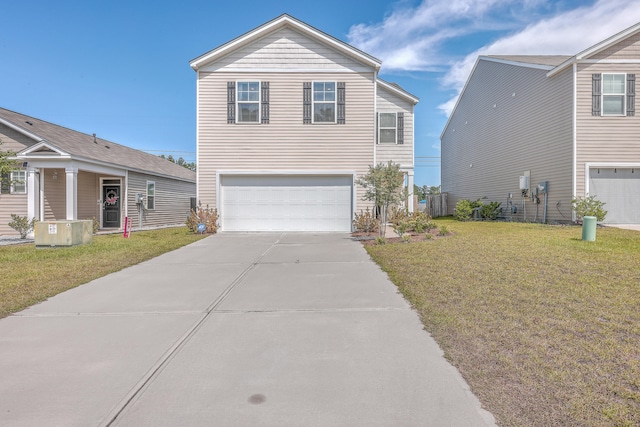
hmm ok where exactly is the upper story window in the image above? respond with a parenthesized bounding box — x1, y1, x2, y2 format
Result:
(237, 81, 260, 123)
(313, 82, 336, 123)
(303, 82, 345, 124)
(593, 73, 635, 117)
(227, 81, 269, 124)
(377, 112, 404, 144)
(602, 74, 625, 116)
(379, 113, 397, 143)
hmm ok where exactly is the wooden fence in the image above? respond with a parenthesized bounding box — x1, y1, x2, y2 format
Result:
(416, 193, 448, 218)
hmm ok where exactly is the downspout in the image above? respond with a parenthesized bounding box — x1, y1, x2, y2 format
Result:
(572, 62, 578, 222)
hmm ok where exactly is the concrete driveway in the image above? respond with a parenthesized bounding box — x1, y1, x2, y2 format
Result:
(0, 233, 495, 426)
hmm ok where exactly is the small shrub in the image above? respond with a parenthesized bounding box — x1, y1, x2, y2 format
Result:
(479, 201, 502, 220)
(408, 211, 433, 233)
(401, 233, 412, 243)
(572, 195, 607, 222)
(437, 225, 450, 236)
(8, 214, 37, 239)
(389, 206, 409, 225)
(375, 236, 387, 245)
(353, 208, 379, 233)
(392, 219, 410, 237)
(186, 202, 219, 234)
(424, 233, 433, 240)
(455, 199, 474, 221)
(91, 217, 100, 234)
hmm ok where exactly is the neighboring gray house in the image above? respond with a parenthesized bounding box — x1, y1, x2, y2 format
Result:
(0, 108, 196, 235)
(190, 14, 419, 232)
(441, 22, 640, 224)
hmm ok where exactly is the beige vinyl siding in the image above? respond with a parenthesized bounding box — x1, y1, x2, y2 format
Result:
(589, 32, 640, 60)
(575, 62, 640, 197)
(0, 194, 27, 235)
(127, 172, 195, 229)
(441, 59, 574, 222)
(202, 28, 371, 73)
(376, 87, 414, 168)
(77, 171, 99, 221)
(43, 168, 66, 221)
(197, 71, 375, 212)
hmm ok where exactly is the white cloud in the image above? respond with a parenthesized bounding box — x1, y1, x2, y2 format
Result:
(439, 0, 640, 114)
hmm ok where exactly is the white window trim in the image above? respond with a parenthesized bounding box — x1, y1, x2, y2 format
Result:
(312, 81, 337, 124)
(378, 112, 398, 144)
(602, 73, 626, 117)
(10, 170, 27, 194)
(146, 181, 155, 210)
(236, 80, 261, 124)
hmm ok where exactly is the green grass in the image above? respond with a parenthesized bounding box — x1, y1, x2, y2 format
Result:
(0, 227, 206, 318)
(366, 219, 640, 427)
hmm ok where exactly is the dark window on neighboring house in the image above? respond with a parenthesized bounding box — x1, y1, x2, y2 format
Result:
(303, 81, 345, 124)
(593, 73, 635, 116)
(377, 112, 404, 144)
(146, 181, 155, 210)
(0, 170, 26, 194)
(228, 81, 270, 123)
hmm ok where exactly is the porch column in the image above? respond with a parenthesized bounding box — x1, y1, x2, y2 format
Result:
(26, 167, 39, 221)
(407, 170, 414, 213)
(65, 167, 78, 220)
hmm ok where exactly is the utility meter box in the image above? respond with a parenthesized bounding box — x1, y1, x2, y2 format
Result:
(519, 175, 529, 191)
(35, 220, 93, 247)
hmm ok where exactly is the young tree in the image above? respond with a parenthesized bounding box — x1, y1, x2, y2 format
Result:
(357, 161, 404, 236)
(0, 140, 18, 190)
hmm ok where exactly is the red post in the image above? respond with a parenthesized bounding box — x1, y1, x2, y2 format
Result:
(123, 216, 129, 238)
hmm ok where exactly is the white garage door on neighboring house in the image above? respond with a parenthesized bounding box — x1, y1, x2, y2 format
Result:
(220, 175, 353, 231)
(589, 168, 640, 224)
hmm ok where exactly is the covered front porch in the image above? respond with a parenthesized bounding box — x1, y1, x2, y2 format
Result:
(19, 143, 129, 231)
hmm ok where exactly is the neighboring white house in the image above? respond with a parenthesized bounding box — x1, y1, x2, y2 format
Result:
(441, 22, 640, 224)
(190, 14, 419, 232)
(0, 108, 196, 235)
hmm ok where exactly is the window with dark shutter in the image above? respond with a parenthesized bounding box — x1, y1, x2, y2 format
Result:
(337, 82, 345, 124)
(227, 82, 236, 123)
(592, 74, 601, 116)
(627, 74, 635, 117)
(303, 82, 312, 124)
(261, 82, 270, 124)
(0, 174, 9, 194)
(397, 112, 404, 144)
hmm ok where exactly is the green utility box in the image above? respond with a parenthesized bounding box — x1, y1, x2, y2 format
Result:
(35, 220, 93, 247)
(581, 216, 597, 242)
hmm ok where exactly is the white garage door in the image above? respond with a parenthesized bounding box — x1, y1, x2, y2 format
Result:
(221, 175, 353, 231)
(589, 168, 640, 224)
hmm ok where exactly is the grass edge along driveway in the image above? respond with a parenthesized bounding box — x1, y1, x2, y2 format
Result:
(366, 219, 640, 427)
(0, 227, 206, 318)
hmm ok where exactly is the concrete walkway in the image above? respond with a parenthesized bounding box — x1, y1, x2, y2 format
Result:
(0, 233, 495, 426)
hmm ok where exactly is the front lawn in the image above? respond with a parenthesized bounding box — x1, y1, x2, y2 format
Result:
(366, 219, 640, 426)
(0, 227, 206, 318)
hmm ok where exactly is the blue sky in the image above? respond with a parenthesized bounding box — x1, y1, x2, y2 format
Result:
(2, 0, 640, 186)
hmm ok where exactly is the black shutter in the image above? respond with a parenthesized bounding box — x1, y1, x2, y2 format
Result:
(627, 74, 635, 117)
(337, 82, 345, 124)
(303, 82, 312, 124)
(227, 82, 236, 124)
(261, 81, 270, 124)
(592, 74, 601, 116)
(397, 112, 404, 144)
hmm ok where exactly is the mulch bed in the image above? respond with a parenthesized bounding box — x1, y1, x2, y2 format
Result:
(352, 228, 452, 245)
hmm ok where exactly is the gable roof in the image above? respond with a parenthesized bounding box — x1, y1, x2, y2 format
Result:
(377, 78, 420, 105)
(190, 14, 382, 72)
(548, 21, 640, 77)
(0, 107, 195, 182)
(486, 55, 572, 69)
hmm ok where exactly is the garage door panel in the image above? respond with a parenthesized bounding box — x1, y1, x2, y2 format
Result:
(221, 175, 353, 231)
(589, 168, 640, 224)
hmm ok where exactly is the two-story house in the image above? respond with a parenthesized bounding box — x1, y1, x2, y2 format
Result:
(190, 14, 418, 232)
(441, 22, 640, 225)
